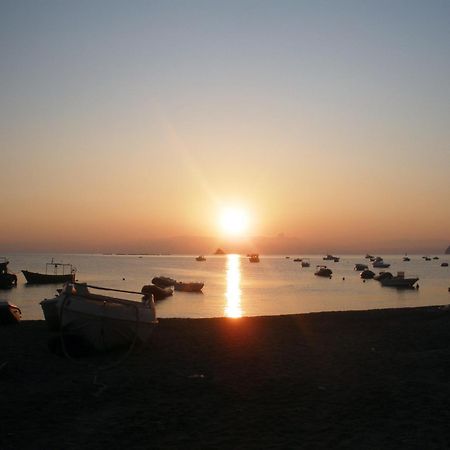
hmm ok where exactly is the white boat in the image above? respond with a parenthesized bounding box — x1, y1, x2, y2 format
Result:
(45, 283, 157, 351)
(372, 257, 390, 268)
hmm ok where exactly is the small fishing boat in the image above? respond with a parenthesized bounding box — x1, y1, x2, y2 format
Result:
(44, 283, 157, 351)
(22, 258, 76, 284)
(314, 265, 332, 277)
(403, 255, 411, 262)
(380, 272, 418, 288)
(0, 258, 18, 289)
(372, 257, 390, 268)
(441, 262, 448, 267)
(0, 301, 21, 324)
(174, 281, 204, 292)
(365, 254, 374, 259)
(141, 284, 173, 301)
(373, 271, 393, 281)
(151, 276, 177, 287)
(354, 263, 368, 271)
(360, 269, 375, 279)
(323, 254, 340, 262)
(293, 258, 302, 262)
(301, 260, 310, 267)
(196, 255, 206, 261)
(249, 254, 260, 263)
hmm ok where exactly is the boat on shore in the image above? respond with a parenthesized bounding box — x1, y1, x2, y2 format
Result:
(0, 258, 18, 289)
(314, 265, 332, 277)
(0, 301, 21, 324)
(380, 272, 418, 288)
(22, 259, 76, 284)
(42, 283, 157, 351)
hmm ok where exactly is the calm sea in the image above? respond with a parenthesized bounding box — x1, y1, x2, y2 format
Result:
(1, 253, 449, 320)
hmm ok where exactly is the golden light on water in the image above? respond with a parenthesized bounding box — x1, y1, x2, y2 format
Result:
(225, 254, 242, 318)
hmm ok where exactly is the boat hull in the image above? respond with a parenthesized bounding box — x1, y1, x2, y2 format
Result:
(381, 278, 418, 288)
(22, 270, 74, 284)
(57, 291, 157, 351)
(0, 301, 21, 324)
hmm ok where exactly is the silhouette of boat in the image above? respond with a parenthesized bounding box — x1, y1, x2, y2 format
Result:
(0, 301, 21, 324)
(314, 265, 332, 277)
(151, 276, 177, 287)
(301, 260, 310, 267)
(196, 255, 206, 261)
(360, 269, 375, 279)
(0, 258, 18, 289)
(22, 259, 75, 284)
(380, 272, 418, 288)
(249, 254, 260, 263)
(174, 281, 204, 292)
(323, 254, 340, 262)
(372, 257, 390, 268)
(354, 263, 368, 271)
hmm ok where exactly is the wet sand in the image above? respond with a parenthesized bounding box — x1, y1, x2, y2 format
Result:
(2, 306, 450, 449)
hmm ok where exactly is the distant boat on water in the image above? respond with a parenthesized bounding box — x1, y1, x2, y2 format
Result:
(301, 260, 310, 267)
(249, 254, 260, 263)
(315, 265, 332, 277)
(196, 255, 206, 261)
(379, 272, 419, 289)
(22, 258, 75, 284)
(323, 254, 340, 262)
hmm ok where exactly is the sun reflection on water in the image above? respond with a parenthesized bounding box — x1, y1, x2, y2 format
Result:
(225, 254, 242, 318)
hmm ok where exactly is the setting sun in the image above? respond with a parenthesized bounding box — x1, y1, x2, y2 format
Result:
(219, 207, 250, 236)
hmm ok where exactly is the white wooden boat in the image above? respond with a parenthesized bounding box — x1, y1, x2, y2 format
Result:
(45, 283, 157, 351)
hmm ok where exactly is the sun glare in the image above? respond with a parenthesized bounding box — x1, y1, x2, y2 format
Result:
(219, 207, 249, 236)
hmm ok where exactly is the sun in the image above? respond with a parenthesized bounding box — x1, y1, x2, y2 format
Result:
(219, 207, 250, 236)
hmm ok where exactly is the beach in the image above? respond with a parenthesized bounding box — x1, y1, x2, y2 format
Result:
(2, 306, 450, 449)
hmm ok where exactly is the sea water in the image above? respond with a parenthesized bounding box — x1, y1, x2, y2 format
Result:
(1, 253, 449, 320)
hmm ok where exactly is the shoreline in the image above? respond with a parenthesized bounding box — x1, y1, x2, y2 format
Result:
(2, 306, 450, 449)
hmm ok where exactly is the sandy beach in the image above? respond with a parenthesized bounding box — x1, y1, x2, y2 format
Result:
(2, 306, 450, 449)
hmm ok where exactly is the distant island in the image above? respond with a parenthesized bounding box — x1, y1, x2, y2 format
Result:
(214, 248, 226, 255)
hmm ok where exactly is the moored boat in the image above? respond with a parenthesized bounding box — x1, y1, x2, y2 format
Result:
(314, 265, 332, 277)
(301, 259, 310, 267)
(196, 255, 206, 261)
(323, 254, 340, 262)
(22, 259, 76, 284)
(0, 258, 18, 289)
(354, 263, 368, 271)
(249, 254, 260, 263)
(174, 281, 204, 292)
(360, 269, 375, 279)
(0, 301, 21, 324)
(152, 276, 177, 287)
(46, 283, 157, 351)
(373, 271, 393, 281)
(372, 257, 390, 268)
(380, 272, 418, 288)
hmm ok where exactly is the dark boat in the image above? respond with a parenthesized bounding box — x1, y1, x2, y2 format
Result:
(380, 272, 418, 288)
(314, 265, 332, 277)
(174, 281, 204, 292)
(249, 254, 260, 263)
(22, 259, 76, 284)
(0, 258, 18, 289)
(360, 269, 375, 279)
(152, 276, 177, 288)
(0, 301, 21, 324)
(141, 284, 173, 301)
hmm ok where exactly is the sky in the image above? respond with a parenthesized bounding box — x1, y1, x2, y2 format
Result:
(1, 0, 449, 253)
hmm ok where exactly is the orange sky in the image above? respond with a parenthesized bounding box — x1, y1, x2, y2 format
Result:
(1, 2, 449, 253)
